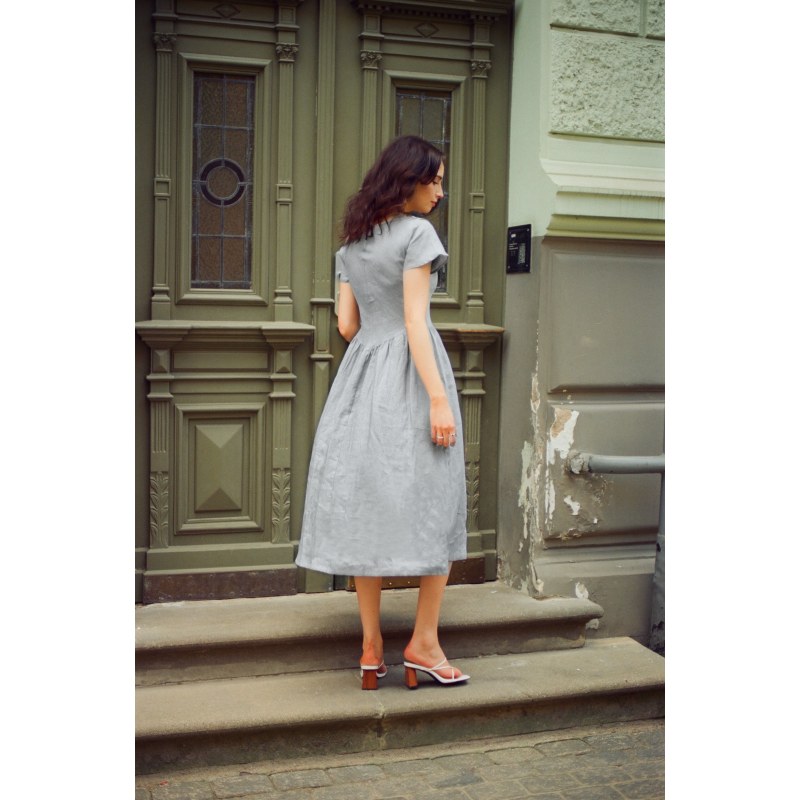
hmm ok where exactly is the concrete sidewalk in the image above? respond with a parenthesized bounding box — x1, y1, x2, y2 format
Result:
(134, 717, 665, 800)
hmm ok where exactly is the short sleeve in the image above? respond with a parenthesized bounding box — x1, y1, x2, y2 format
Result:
(335, 247, 349, 283)
(402, 219, 448, 275)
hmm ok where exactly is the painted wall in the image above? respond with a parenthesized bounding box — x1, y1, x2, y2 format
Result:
(498, 0, 665, 641)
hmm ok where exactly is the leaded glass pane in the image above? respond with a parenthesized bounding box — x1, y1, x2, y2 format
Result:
(192, 72, 255, 290)
(395, 88, 451, 293)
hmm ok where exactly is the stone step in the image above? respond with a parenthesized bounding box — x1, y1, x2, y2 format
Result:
(135, 636, 664, 775)
(136, 583, 604, 686)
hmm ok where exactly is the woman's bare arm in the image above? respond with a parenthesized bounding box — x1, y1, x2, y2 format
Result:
(403, 264, 456, 448)
(337, 282, 361, 342)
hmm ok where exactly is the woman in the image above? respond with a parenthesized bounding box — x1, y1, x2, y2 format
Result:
(296, 135, 469, 690)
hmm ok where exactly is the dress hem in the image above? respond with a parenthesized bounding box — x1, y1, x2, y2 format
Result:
(295, 556, 466, 577)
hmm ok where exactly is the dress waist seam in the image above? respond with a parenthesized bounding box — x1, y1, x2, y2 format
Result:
(351, 327, 409, 350)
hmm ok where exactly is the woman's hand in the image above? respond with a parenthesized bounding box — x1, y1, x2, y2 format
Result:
(430, 396, 457, 449)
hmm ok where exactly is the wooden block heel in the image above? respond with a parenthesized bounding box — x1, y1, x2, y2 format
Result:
(359, 661, 387, 690)
(361, 669, 378, 690)
(404, 666, 419, 689)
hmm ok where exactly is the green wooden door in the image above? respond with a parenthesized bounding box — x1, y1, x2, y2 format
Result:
(135, 0, 512, 603)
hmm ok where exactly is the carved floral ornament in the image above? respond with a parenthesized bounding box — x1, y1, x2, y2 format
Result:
(470, 60, 492, 78)
(360, 50, 383, 70)
(275, 43, 299, 62)
(153, 32, 177, 52)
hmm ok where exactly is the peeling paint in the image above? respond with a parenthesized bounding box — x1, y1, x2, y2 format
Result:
(514, 370, 545, 596)
(547, 408, 579, 465)
(545, 408, 579, 524)
(530, 372, 540, 417)
(518, 440, 535, 541)
(563, 494, 581, 515)
(575, 581, 600, 629)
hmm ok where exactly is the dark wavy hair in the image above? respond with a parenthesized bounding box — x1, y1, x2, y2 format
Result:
(341, 135, 444, 244)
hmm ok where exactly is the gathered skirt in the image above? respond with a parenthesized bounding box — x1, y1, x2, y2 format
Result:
(295, 325, 467, 576)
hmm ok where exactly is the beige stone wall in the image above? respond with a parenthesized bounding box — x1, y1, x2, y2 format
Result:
(550, 29, 664, 140)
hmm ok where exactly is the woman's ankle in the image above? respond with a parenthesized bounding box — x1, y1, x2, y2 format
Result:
(404, 639, 442, 663)
(361, 638, 383, 662)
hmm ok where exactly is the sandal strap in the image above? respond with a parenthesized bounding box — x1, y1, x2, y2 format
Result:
(430, 659, 455, 679)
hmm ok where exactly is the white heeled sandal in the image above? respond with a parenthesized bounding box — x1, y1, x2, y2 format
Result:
(403, 658, 469, 688)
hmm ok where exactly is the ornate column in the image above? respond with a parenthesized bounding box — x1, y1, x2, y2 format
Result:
(273, 2, 301, 322)
(140, 326, 193, 556)
(148, 348, 174, 550)
(461, 345, 485, 536)
(266, 330, 310, 545)
(458, 333, 497, 543)
(439, 324, 503, 574)
(358, 7, 384, 175)
(269, 348, 294, 543)
(151, 3, 177, 320)
(310, 0, 337, 427)
(466, 16, 493, 325)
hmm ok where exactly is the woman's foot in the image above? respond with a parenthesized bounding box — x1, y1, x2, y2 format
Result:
(360, 642, 387, 689)
(403, 644, 463, 681)
(360, 642, 387, 675)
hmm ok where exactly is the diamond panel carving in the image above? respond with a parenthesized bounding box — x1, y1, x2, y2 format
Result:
(416, 22, 439, 37)
(175, 402, 265, 535)
(214, 3, 240, 18)
(195, 423, 244, 512)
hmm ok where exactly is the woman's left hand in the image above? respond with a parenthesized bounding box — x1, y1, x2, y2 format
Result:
(430, 396, 457, 448)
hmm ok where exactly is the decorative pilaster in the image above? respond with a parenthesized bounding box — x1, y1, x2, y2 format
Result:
(461, 340, 488, 535)
(149, 471, 169, 549)
(273, 3, 301, 322)
(437, 324, 504, 545)
(466, 17, 493, 324)
(147, 348, 174, 549)
(358, 7, 384, 175)
(311, 0, 337, 426)
(269, 345, 297, 543)
(151, 13, 177, 320)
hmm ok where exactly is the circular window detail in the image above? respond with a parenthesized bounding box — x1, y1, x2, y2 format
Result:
(198, 158, 247, 206)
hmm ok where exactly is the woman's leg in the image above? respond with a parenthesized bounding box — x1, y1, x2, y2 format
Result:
(353, 576, 383, 665)
(404, 568, 463, 679)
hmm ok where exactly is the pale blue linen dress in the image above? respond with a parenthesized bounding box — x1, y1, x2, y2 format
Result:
(295, 215, 467, 576)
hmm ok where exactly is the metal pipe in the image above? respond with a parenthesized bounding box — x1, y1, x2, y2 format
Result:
(567, 452, 664, 475)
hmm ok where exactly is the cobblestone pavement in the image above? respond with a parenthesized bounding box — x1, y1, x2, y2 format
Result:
(135, 718, 665, 800)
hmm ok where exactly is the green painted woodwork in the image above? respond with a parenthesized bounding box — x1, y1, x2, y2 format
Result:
(547, 215, 665, 241)
(136, 0, 513, 601)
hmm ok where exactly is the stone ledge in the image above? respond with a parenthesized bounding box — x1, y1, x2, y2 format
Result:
(135, 637, 664, 774)
(135, 583, 604, 686)
(136, 582, 601, 652)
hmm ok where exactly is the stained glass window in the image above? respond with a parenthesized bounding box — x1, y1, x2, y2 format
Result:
(396, 88, 451, 293)
(191, 73, 255, 290)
